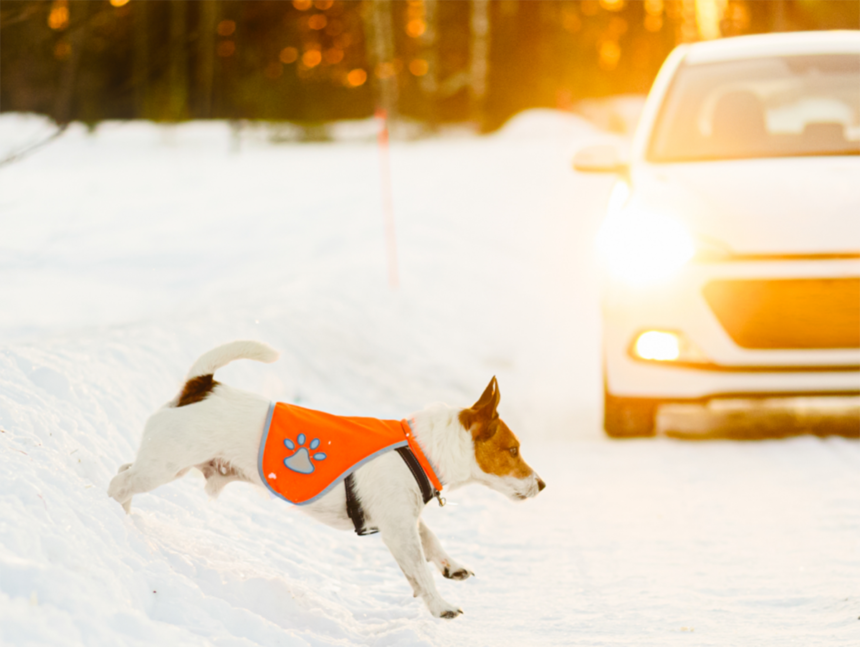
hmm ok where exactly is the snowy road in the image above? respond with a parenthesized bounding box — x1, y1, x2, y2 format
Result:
(1, 115, 858, 646)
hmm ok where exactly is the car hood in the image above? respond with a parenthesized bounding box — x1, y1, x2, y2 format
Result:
(630, 157, 860, 255)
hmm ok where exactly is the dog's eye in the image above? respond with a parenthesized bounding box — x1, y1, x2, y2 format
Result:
(509, 447, 518, 457)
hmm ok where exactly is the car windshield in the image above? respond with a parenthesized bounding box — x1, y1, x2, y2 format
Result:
(648, 53, 860, 162)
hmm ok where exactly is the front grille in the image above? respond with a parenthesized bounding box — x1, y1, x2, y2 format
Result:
(703, 278, 860, 350)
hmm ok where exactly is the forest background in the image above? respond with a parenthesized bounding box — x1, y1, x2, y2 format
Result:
(1, 0, 859, 133)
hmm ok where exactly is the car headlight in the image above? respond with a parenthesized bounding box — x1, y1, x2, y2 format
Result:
(630, 330, 709, 363)
(596, 208, 696, 285)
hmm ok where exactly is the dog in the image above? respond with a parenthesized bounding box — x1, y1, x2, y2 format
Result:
(108, 341, 546, 619)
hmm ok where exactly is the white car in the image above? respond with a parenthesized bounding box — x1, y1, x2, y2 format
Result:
(575, 31, 860, 437)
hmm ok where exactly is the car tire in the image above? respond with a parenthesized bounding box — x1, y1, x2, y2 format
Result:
(603, 389, 658, 438)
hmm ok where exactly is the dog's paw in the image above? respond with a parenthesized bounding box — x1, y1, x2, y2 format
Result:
(428, 598, 463, 620)
(443, 567, 474, 581)
(441, 560, 474, 581)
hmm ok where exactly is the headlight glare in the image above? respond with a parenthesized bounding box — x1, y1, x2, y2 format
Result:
(596, 210, 696, 285)
(631, 330, 710, 364)
(634, 331, 681, 361)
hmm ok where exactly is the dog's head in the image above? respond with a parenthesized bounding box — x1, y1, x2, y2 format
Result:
(459, 377, 545, 501)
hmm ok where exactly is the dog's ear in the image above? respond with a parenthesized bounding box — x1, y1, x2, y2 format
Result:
(459, 377, 500, 438)
(472, 376, 500, 413)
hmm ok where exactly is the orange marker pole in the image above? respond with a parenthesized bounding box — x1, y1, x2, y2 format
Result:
(376, 108, 399, 289)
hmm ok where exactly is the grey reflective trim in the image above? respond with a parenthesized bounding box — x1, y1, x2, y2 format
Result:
(257, 401, 278, 497)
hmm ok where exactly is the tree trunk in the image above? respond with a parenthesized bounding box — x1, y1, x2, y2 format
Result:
(167, 0, 188, 121)
(419, 0, 439, 125)
(197, 0, 218, 118)
(133, 0, 148, 119)
(772, 0, 789, 31)
(678, 0, 698, 43)
(54, 0, 92, 124)
(469, 0, 490, 128)
(364, 0, 398, 122)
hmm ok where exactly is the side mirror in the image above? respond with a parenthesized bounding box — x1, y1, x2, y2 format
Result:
(572, 144, 628, 175)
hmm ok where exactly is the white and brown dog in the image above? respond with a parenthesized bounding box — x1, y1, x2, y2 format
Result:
(108, 341, 545, 619)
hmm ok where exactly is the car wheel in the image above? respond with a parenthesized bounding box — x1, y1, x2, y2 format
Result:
(603, 389, 658, 438)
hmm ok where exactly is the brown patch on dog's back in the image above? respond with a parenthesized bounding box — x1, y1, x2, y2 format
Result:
(176, 374, 219, 407)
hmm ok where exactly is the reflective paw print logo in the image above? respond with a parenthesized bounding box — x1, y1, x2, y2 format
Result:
(283, 433, 327, 474)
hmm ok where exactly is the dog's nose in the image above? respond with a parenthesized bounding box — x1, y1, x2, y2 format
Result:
(536, 476, 546, 492)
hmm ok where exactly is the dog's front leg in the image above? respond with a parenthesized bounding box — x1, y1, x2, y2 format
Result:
(381, 522, 463, 619)
(418, 519, 474, 581)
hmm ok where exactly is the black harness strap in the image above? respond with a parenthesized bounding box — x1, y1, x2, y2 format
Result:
(345, 446, 439, 536)
(344, 473, 376, 536)
(395, 446, 437, 505)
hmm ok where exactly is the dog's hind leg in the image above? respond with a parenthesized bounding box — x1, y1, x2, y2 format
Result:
(108, 464, 137, 513)
(107, 463, 136, 512)
(419, 519, 474, 581)
(108, 460, 193, 514)
(197, 459, 251, 499)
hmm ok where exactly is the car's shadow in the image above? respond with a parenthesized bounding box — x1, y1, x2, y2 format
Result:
(657, 399, 860, 440)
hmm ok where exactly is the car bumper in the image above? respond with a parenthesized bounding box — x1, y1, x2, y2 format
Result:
(603, 257, 860, 401)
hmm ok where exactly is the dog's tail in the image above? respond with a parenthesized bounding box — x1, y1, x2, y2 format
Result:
(174, 341, 279, 408)
(186, 340, 279, 380)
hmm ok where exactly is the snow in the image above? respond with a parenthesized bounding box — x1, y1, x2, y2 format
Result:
(1, 112, 858, 646)
(573, 94, 647, 136)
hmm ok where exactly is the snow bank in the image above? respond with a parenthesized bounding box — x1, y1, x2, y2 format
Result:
(0, 110, 607, 644)
(574, 94, 648, 135)
(0, 331, 451, 646)
(497, 108, 602, 141)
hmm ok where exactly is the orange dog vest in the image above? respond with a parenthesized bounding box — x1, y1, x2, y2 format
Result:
(258, 402, 442, 506)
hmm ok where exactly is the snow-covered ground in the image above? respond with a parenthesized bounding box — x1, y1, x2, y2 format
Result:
(1, 113, 858, 646)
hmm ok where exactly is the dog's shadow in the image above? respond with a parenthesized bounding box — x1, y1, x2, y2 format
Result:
(657, 399, 860, 441)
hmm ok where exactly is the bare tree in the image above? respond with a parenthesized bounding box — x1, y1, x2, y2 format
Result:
(419, 0, 439, 124)
(772, 0, 789, 31)
(469, 0, 490, 127)
(133, 0, 149, 118)
(54, 0, 92, 124)
(167, 0, 188, 120)
(0, 1, 41, 28)
(197, 0, 218, 118)
(0, 0, 86, 168)
(419, 0, 491, 129)
(678, 0, 698, 43)
(364, 0, 398, 121)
